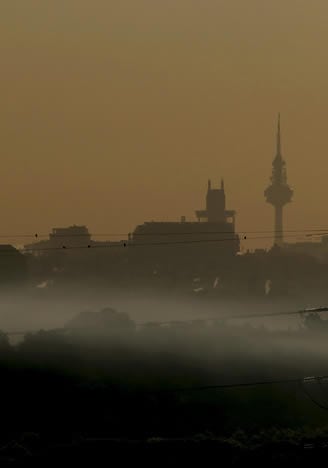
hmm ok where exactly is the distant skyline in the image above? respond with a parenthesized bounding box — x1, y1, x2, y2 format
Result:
(2, 1, 328, 249)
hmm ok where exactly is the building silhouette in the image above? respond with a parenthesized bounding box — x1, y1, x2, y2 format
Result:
(130, 180, 239, 281)
(195, 178, 236, 225)
(264, 114, 293, 246)
(20, 181, 239, 288)
(24, 225, 92, 253)
(132, 179, 238, 248)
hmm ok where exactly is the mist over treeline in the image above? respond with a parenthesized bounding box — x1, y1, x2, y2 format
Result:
(1, 305, 328, 440)
(3, 251, 328, 466)
(0, 297, 327, 466)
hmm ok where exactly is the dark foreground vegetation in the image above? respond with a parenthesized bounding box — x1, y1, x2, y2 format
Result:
(1, 308, 328, 465)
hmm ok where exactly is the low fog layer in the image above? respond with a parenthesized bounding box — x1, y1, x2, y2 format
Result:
(1, 286, 328, 384)
(0, 285, 319, 334)
(1, 289, 327, 381)
(1, 293, 328, 442)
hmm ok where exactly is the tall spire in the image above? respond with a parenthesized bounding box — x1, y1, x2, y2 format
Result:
(265, 114, 293, 247)
(276, 112, 281, 158)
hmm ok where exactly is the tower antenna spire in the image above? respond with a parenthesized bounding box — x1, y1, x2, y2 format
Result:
(264, 114, 293, 247)
(276, 112, 281, 157)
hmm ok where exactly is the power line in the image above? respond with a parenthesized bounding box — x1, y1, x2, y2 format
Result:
(200, 306, 328, 322)
(3, 306, 328, 336)
(300, 377, 328, 411)
(153, 376, 323, 394)
(0, 228, 328, 239)
(0, 237, 240, 256)
(150, 376, 328, 414)
(135, 306, 328, 326)
(0, 232, 321, 256)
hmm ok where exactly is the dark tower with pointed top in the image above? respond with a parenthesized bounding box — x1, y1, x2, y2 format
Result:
(264, 114, 293, 246)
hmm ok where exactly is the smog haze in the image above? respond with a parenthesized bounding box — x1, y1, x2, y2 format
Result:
(1, 1, 327, 247)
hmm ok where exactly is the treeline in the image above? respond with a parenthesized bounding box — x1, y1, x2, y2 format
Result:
(0, 308, 327, 465)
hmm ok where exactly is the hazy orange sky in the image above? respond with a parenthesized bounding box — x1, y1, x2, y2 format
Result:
(1, 0, 328, 249)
